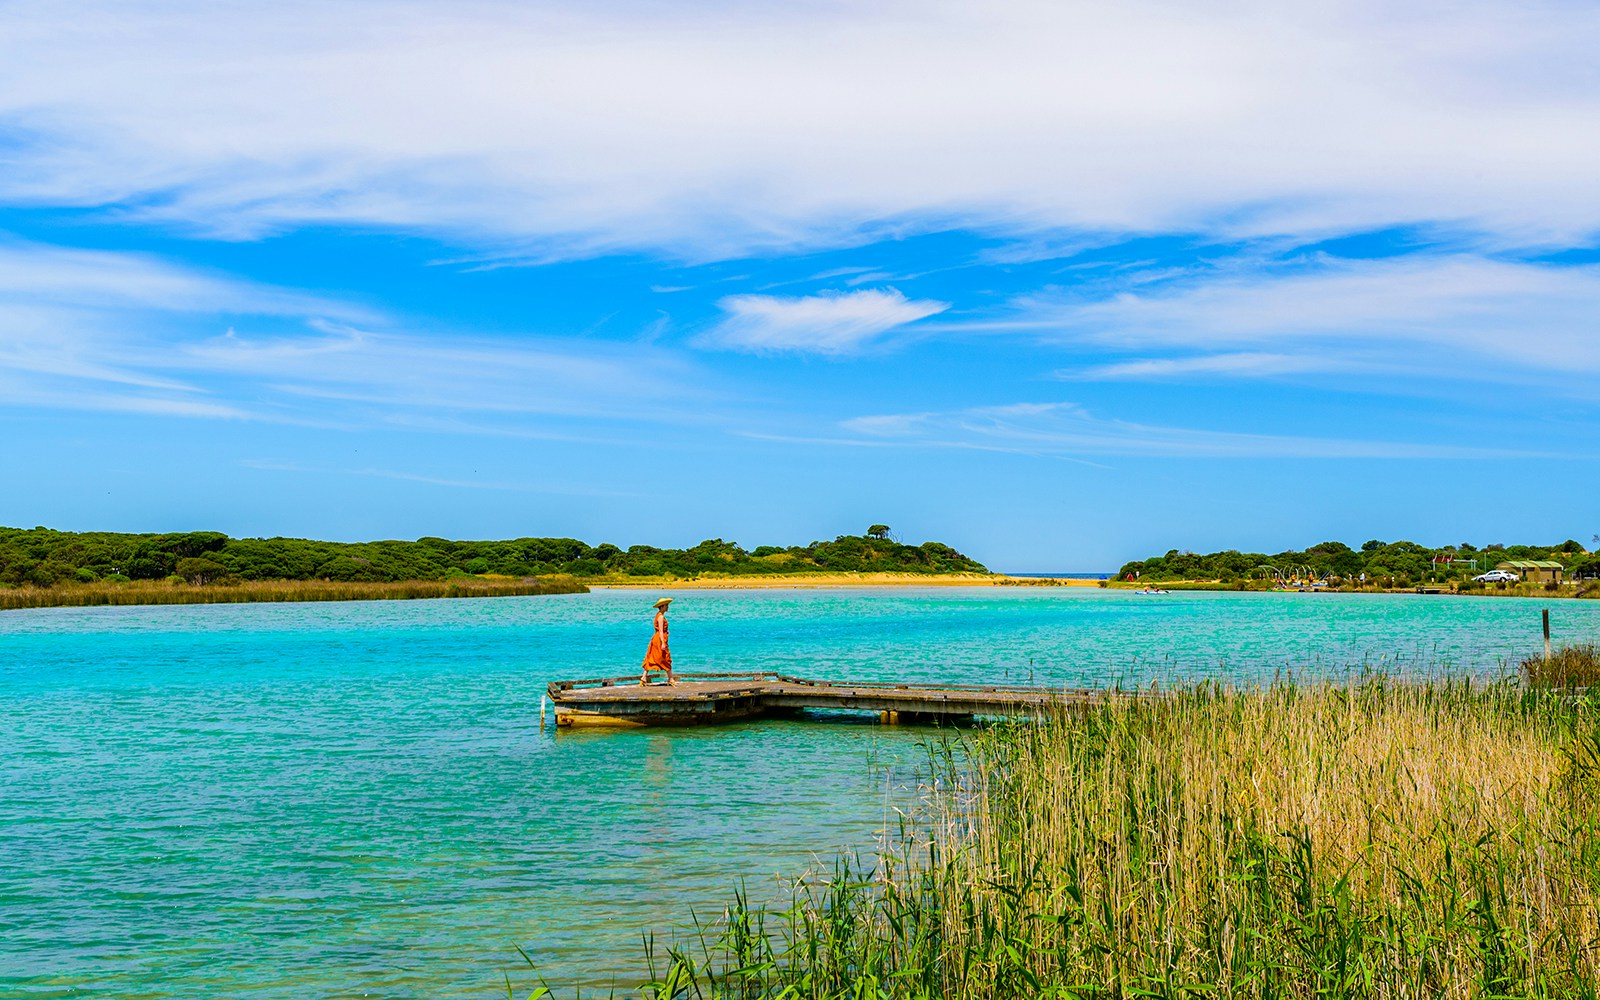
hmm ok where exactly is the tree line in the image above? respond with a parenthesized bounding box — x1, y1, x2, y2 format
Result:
(0, 526, 988, 587)
(1118, 538, 1600, 586)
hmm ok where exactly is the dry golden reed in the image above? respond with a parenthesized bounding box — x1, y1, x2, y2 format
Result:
(0, 576, 587, 610)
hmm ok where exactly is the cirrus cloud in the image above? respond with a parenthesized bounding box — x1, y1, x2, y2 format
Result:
(839, 401, 1545, 459)
(698, 288, 950, 355)
(0, 238, 700, 427)
(944, 254, 1600, 386)
(1, 1, 1599, 256)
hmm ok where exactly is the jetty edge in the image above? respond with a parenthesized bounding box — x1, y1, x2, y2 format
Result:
(545, 671, 1127, 728)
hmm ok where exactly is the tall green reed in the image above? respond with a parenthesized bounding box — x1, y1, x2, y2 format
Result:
(631, 680, 1600, 999)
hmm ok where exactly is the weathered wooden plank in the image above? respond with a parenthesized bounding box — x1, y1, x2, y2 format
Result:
(547, 672, 1127, 728)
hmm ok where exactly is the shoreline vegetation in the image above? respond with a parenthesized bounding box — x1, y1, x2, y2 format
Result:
(1101, 578, 1600, 599)
(0, 577, 589, 611)
(593, 664, 1600, 999)
(0, 525, 989, 610)
(1116, 538, 1600, 599)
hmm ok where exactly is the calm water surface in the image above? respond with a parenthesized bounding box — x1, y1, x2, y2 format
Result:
(3, 587, 1597, 997)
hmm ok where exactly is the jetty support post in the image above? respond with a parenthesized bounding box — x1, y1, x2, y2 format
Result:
(1544, 608, 1552, 660)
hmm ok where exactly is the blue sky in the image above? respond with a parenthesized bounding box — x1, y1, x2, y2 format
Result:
(1, 0, 1597, 570)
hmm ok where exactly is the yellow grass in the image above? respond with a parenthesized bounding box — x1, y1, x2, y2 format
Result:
(0, 577, 587, 610)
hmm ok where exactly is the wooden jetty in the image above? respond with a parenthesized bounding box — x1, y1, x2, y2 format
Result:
(546, 671, 1115, 728)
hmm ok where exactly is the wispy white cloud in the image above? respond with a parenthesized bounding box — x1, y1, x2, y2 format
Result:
(966, 255, 1600, 382)
(699, 288, 949, 355)
(0, 370, 250, 419)
(1059, 352, 1345, 381)
(2, 2, 1598, 255)
(839, 401, 1543, 459)
(0, 238, 361, 317)
(0, 237, 369, 415)
(239, 460, 640, 497)
(190, 325, 692, 422)
(0, 239, 700, 426)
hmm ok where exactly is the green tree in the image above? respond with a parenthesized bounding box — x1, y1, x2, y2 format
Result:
(175, 557, 229, 585)
(867, 524, 891, 540)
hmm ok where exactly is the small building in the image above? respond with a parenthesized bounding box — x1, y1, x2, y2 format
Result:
(1497, 560, 1565, 584)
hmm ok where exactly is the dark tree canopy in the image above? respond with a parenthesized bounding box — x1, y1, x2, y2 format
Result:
(1118, 538, 1594, 586)
(0, 526, 987, 586)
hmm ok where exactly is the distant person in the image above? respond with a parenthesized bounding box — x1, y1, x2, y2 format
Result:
(640, 597, 676, 686)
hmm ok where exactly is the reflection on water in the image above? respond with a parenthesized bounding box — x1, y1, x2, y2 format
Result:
(2, 588, 1596, 997)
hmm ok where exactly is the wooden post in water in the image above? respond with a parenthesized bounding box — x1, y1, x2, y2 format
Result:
(1544, 608, 1552, 660)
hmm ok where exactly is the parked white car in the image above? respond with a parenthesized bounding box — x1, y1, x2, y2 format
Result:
(1473, 570, 1520, 583)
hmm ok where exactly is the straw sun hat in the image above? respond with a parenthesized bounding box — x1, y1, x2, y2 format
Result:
(653, 597, 673, 608)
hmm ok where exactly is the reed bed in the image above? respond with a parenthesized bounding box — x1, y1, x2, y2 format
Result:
(1524, 644, 1600, 689)
(641, 680, 1600, 999)
(0, 576, 587, 610)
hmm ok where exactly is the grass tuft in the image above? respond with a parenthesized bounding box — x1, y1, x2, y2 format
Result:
(1523, 643, 1600, 688)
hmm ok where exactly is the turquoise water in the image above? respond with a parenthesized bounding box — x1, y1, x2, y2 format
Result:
(3, 587, 1597, 998)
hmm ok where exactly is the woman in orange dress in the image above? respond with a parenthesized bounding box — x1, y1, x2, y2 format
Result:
(640, 597, 675, 685)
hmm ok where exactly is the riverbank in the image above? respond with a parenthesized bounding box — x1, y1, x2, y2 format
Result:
(635, 677, 1600, 998)
(0, 576, 588, 610)
(9, 572, 1588, 610)
(0, 571, 1111, 609)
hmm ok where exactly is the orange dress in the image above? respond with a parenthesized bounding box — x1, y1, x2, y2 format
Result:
(642, 611, 672, 672)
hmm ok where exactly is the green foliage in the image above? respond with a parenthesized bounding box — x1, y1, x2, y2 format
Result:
(1119, 538, 1591, 584)
(175, 557, 230, 585)
(0, 526, 987, 588)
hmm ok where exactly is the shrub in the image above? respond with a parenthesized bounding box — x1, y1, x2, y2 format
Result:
(316, 556, 384, 582)
(176, 557, 230, 585)
(1522, 643, 1600, 688)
